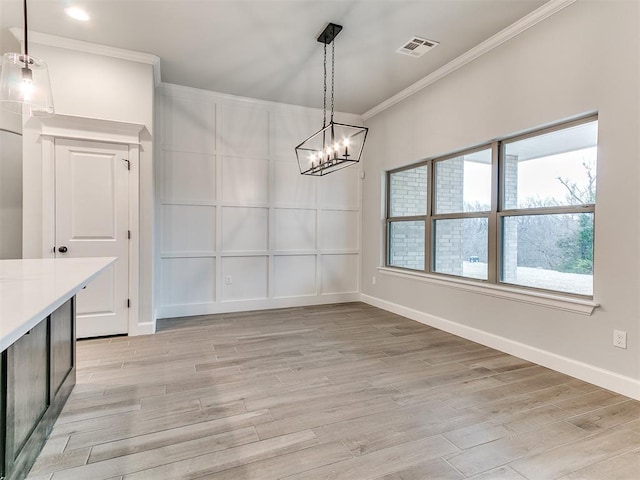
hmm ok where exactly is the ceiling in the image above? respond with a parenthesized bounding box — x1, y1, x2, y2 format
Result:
(0, 0, 548, 115)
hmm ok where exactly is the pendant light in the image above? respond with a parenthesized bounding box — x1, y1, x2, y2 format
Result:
(295, 23, 367, 176)
(0, 0, 55, 117)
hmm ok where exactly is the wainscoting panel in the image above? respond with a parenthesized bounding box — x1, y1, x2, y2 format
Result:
(160, 149, 216, 204)
(273, 208, 316, 251)
(219, 104, 269, 158)
(221, 157, 269, 204)
(221, 256, 269, 301)
(161, 95, 215, 154)
(221, 207, 269, 252)
(161, 205, 215, 256)
(157, 84, 363, 317)
(161, 257, 216, 306)
(319, 166, 360, 209)
(273, 161, 317, 206)
(321, 254, 359, 294)
(273, 255, 317, 298)
(320, 210, 359, 251)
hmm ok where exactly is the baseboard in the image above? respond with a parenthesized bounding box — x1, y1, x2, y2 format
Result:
(128, 321, 156, 336)
(361, 294, 640, 401)
(157, 293, 361, 319)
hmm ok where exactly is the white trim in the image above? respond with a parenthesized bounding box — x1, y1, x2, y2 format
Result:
(128, 321, 155, 336)
(40, 133, 56, 259)
(157, 293, 361, 319)
(362, 0, 577, 121)
(128, 144, 141, 337)
(378, 266, 598, 315)
(40, 114, 144, 145)
(361, 294, 640, 401)
(160, 252, 217, 259)
(10, 28, 162, 86)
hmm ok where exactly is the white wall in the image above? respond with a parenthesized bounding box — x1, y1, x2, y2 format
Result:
(0, 129, 21, 259)
(157, 84, 361, 317)
(0, 26, 23, 259)
(21, 41, 156, 331)
(361, 1, 640, 396)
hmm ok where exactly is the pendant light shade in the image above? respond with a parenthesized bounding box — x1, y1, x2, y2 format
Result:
(0, 52, 54, 116)
(295, 23, 367, 176)
(0, 0, 55, 117)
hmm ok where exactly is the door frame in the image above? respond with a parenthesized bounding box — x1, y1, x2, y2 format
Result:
(39, 114, 144, 336)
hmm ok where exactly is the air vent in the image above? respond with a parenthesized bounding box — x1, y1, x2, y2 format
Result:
(396, 36, 439, 57)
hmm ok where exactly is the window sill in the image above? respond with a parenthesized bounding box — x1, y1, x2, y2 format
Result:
(377, 267, 599, 315)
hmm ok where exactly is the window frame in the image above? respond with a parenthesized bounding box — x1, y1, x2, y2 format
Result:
(386, 161, 429, 270)
(430, 144, 494, 280)
(384, 114, 598, 299)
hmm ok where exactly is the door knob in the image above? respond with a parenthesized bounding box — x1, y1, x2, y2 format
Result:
(58, 246, 68, 253)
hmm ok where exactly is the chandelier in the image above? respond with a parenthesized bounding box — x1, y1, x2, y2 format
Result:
(0, 0, 55, 116)
(295, 23, 367, 176)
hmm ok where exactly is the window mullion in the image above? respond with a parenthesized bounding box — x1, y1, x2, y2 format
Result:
(499, 205, 595, 217)
(432, 212, 490, 220)
(387, 215, 427, 222)
(488, 141, 500, 284)
(426, 159, 434, 273)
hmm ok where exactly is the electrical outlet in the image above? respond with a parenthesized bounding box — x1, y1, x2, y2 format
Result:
(225, 275, 233, 285)
(613, 330, 627, 349)
(372, 276, 376, 285)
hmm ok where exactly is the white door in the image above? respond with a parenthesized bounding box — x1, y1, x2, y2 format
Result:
(55, 138, 130, 338)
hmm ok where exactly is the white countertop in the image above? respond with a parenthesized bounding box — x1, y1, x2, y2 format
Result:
(0, 257, 116, 351)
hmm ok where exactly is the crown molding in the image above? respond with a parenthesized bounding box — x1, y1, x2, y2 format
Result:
(362, 0, 577, 121)
(10, 28, 162, 86)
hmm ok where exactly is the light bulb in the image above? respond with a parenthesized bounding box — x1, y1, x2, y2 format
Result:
(343, 138, 350, 157)
(20, 67, 33, 102)
(65, 7, 91, 21)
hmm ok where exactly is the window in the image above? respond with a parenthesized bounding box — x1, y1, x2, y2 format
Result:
(385, 116, 598, 297)
(433, 148, 492, 280)
(500, 120, 597, 295)
(387, 165, 427, 270)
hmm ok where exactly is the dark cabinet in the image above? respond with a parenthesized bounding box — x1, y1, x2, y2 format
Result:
(5, 320, 49, 474)
(1, 297, 76, 480)
(50, 299, 74, 398)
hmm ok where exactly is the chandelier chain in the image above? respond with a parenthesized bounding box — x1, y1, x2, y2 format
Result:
(331, 40, 335, 123)
(322, 42, 327, 128)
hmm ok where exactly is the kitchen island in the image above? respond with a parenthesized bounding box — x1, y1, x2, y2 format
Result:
(0, 257, 115, 480)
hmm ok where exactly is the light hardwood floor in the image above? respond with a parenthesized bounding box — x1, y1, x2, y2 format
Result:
(27, 302, 640, 479)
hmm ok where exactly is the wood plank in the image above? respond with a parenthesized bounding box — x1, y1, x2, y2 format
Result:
(194, 441, 353, 480)
(279, 435, 459, 480)
(445, 421, 589, 477)
(567, 400, 640, 432)
(559, 448, 640, 480)
(510, 427, 640, 479)
(122, 431, 319, 479)
(374, 458, 464, 480)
